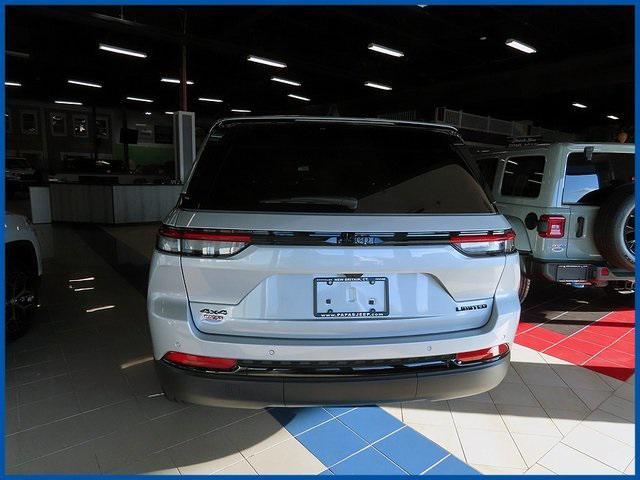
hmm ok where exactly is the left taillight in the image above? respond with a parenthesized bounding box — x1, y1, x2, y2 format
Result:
(163, 351, 238, 371)
(450, 230, 516, 256)
(156, 225, 251, 257)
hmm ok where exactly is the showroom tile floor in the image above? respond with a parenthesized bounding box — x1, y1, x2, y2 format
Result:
(3, 223, 636, 474)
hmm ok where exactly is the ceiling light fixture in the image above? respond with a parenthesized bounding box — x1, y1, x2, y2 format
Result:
(126, 96, 153, 103)
(231, 109, 251, 113)
(198, 97, 223, 103)
(165, 111, 174, 115)
(55, 100, 82, 105)
(6, 50, 29, 59)
(364, 81, 392, 91)
(572, 102, 588, 109)
(68, 79, 102, 88)
(247, 55, 286, 68)
(607, 115, 620, 120)
(161, 77, 194, 85)
(5, 81, 21, 87)
(271, 77, 301, 87)
(144, 112, 152, 116)
(368, 43, 404, 58)
(288, 94, 310, 102)
(99, 43, 147, 58)
(505, 39, 537, 54)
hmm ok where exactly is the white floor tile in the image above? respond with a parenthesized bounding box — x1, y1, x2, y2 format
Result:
(490, 382, 539, 407)
(170, 429, 244, 475)
(247, 437, 325, 474)
(379, 402, 403, 422)
(496, 404, 562, 437)
(525, 464, 556, 475)
(597, 372, 625, 390)
(449, 399, 507, 432)
(214, 458, 257, 475)
(502, 366, 525, 384)
(470, 463, 526, 474)
(550, 364, 614, 391)
(562, 424, 634, 471)
(402, 399, 453, 427)
(538, 443, 619, 475)
(581, 409, 635, 446)
(599, 395, 635, 422)
(513, 363, 567, 388)
(529, 385, 589, 414)
(571, 387, 613, 411)
(223, 412, 292, 458)
(510, 432, 560, 467)
(458, 428, 526, 469)
(614, 382, 634, 402)
(624, 459, 635, 475)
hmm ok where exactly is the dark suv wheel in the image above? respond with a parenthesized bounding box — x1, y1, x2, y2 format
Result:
(5, 245, 39, 341)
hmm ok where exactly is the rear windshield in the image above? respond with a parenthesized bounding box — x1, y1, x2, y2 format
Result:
(563, 152, 635, 205)
(181, 122, 494, 214)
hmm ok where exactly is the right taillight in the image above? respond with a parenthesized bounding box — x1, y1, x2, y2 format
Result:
(156, 225, 251, 257)
(537, 215, 566, 238)
(451, 230, 516, 256)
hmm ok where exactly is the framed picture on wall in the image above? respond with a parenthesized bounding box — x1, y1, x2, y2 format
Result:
(50, 112, 67, 136)
(96, 115, 110, 139)
(72, 114, 89, 137)
(20, 110, 38, 135)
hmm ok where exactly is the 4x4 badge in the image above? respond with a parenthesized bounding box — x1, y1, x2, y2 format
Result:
(200, 308, 227, 321)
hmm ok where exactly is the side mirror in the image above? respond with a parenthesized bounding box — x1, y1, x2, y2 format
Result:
(584, 146, 594, 162)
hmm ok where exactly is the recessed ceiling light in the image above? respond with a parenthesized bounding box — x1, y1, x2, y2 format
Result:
(607, 115, 620, 120)
(55, 100, 83, 105)
(5, 81, 21, 87)
(572, 102, 588, 109)
(288, 94, 310, 102)
(364, 81, 392, 91)
(198, 97, 223, 103)
(161, 77, 194, 85)
(144, 112, 152, 115)
(126, 96, 153, 103)
(271, 77, 301, 87)
(368, 43, 404, 58)
(247, 55, 286, 68)
(165, 111, 174, 115)
(68, 79, 102, 88)
(479, 36, 487, 41)
(231, 109, 251, 113)
(505, 39, 537, 54)
(6, 50, 29, 59)
(99, 43, 147, 58)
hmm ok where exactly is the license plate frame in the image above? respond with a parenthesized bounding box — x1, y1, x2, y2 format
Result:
(313, 276, 389, 318)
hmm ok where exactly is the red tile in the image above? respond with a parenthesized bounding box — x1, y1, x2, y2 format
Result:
(515, 333, 555, 351)
(557, 337, 604, 356)
(545, 344, 592, 365)
(595, 348, 635, 368)
(527, 327, 567, 344)
(572, 330, 616, 347)
(610, 340, 636, 356)
(516, 323, 535, 335)
(584, 358, 634, 381)
(588, 324, 629, 339)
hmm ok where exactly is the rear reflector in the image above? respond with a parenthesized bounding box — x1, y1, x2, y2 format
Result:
(537, 215, 566, 238)
(156, 225, 251, 257)
(163, 351, 238, 371)
(450, 230, 516, 256)
(455, 344, 509, 364)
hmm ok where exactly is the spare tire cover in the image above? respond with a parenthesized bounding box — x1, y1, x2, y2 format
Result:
(594, 183, 635, 271)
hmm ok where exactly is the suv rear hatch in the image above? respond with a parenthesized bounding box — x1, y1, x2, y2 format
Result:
(165, 119, 513, 340)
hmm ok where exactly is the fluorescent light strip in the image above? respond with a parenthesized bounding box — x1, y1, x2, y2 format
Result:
(86, 305, 115, 313)
(161, 77, 194, 85)
(271, 77, 301, 87)
(6, 50, 29, 59)
(55, 100, 82, 105)
(99, 43, 147, 58)
(505, 39, 536, 54)
(74, 287, 94, 292)
(247, 55, 286, 68)
(68, 79, 102, 88)
(198, 97, 223, 103)
(607, 115, 620, 120)
(126, 96, 153, 103)
(365, 81, 392, 91)
(165, 111, 174, 115)
(368, 43, 404, 58)
(572, 102, 588, 109)
(5, 81, 21, 87)
(231, 109, 251, 113)
(69, 276, 95, 282)
(288, 94, 310, 102)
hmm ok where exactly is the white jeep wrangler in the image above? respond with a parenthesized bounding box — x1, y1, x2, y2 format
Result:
(476, 142, 635, 302)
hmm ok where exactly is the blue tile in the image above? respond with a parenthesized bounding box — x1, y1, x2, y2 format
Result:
(323, 406, 356, 417)
(374, 427, 449, 475)
(424, 456, 479, 475)
(337, 406, 404, 443)
(270, 407, 333, 435)
(331, 447, 407, 475)
(297, 419, 368, 466)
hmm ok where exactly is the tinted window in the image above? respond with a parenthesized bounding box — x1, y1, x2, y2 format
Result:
(500, 155, 545, 198)
(563, 152, 634, 205)
(182, 122, 494, 214)
(476, 157, 499, 189)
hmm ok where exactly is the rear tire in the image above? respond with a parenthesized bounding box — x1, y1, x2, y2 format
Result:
(518, 257, 531, 304)
(594, 184, 635, 271)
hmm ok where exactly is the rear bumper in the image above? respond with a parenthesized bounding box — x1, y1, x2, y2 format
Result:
(155, 353, 510, 408)
(527, 259, 635, 285)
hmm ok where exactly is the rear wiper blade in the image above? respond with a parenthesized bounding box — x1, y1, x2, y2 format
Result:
(260, 196, 358, 210)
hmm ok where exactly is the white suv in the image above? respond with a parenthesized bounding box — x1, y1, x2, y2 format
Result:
(147, 116, 520, 408)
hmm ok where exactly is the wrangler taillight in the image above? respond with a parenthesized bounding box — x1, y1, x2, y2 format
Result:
(156, 226, 251, 257)
(450, 230, 516, 256)
(537, 215, 565, 238)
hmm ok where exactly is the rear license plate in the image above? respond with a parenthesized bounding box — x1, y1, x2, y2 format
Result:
(556, 265, 590, 282)
(313, 276, 389, 318)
